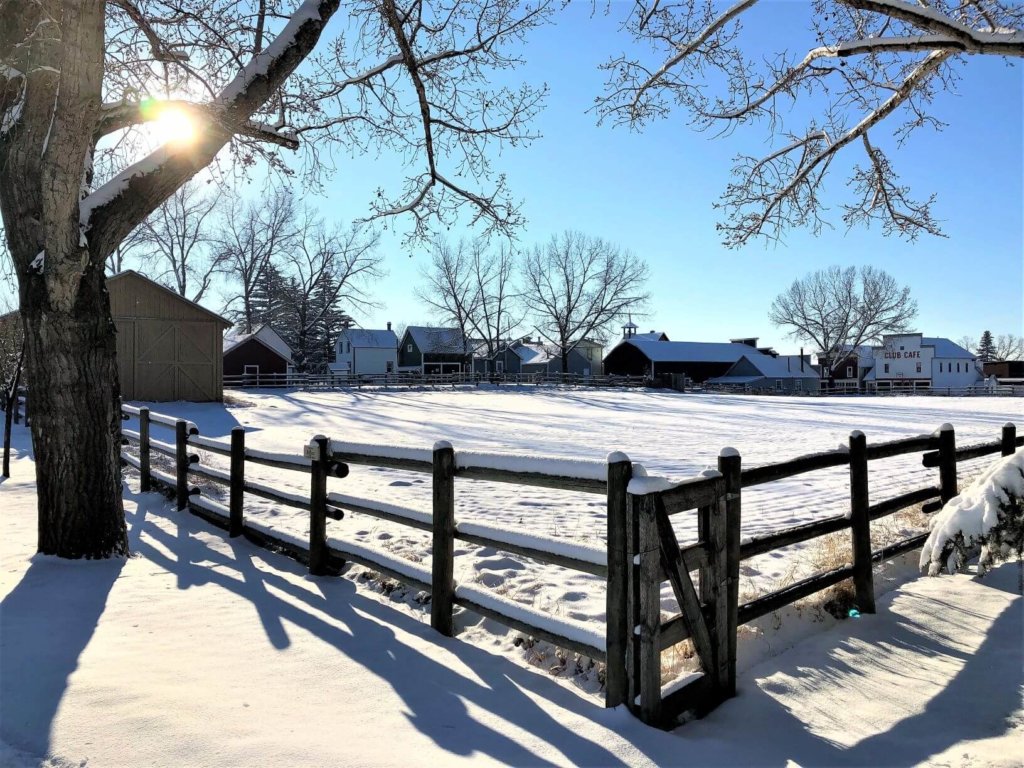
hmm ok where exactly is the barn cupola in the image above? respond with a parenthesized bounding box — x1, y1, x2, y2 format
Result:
(622, 318, 638, 339)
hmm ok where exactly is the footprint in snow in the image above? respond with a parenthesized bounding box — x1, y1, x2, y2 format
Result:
(474, 556, 525, 571)
(389, 480, 413, 487)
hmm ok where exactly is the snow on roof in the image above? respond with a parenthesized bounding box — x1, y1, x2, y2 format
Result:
(633, 331, 669, 341)
(743, 354, 819, 379)
(514, 342, 554, 365)
(224, 324, 293, 362)
(618, 338, 771, 364)
(342, 328, 398, 349)
(923, 337, 976, 359)
(405, 326, 467, 354)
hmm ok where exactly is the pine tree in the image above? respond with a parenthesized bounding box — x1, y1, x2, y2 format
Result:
(977, 330, 997, 363)
(249, 263, 291, 333)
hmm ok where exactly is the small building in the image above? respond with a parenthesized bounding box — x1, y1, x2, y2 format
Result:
(707, 354, 820, 393)
(603, 337, 775, 382)
(398, 326, 469, 374)
(572, 338, 604, 375)
(109, 270, 231, 401)
(223, 325, 294, 380)
(330, 324, 399, 375)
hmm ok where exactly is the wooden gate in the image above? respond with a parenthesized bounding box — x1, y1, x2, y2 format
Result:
(625, 452, 741, 727)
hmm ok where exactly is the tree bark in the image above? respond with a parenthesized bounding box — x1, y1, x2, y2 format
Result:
(2, 341, 24, 478)
(22, 266, 128, 558)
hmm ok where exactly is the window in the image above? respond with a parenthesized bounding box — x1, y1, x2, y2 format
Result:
(407, 343, 413, 352)
(957, 362, 961, 372)
(939, 362, 943, 373)
(884, 364, 889, 374)
(386, 361, 394, 373)
(899, 345, 904, 351)
(775, 379, 782, 391)
(795, 380, 802, 390)
(496, 360, 504, 374)
(244, 365, 259, 375)
(916, 362, 922, 374)
(846, 366, 853, 378)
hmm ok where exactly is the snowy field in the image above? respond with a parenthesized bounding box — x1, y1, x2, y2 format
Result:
(1, 432, 1021, 767)
(119, 388, 1021, 670)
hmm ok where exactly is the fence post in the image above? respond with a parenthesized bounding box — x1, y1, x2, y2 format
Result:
(717, 448, 742, 698)
(431, 440, 457, 636)
(937, 423, 958, 503)
(1001, 423, 1016, 457)
(308, 435, 330, 575)
(138, 407, 151, 493)
(848, 431, 875, 614)
(605, 452, 633, 709)
(175, 420, 188, 510)
(625, 490, 662, 724)
(229, 427, 245, 537)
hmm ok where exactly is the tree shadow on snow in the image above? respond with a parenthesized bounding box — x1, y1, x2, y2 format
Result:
(121, 495, 629, 766)
(0, 547, 124, 759)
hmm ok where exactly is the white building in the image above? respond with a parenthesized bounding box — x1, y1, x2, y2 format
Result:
(863, 334, 982, 391)
(330, 324, 399, 375)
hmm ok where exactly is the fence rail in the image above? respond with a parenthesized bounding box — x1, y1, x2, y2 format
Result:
(116, 403, 1020, 729)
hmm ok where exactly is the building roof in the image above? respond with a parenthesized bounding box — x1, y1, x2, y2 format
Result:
(633, 331, 669, 341)
(611, 338, 773, 364)
(747, 354, 819, 379)
(405, 326, 467, 354)
(342, 328, 398, 349)
(512, 342, 555, 365)
(107, 270, 232, 327)
(922, 337, 975, 359)
(224, 324, 293, 363)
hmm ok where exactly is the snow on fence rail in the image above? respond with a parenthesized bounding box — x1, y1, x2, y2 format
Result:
(116, 404, 1022, 730)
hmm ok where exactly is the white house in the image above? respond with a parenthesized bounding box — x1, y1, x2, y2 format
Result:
(330, 324, 399, 375)
(863, 334, 982, 391)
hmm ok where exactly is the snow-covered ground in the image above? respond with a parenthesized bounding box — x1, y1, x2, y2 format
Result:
(1, 429, 1021, 767)
(117, 389, 1020, 676)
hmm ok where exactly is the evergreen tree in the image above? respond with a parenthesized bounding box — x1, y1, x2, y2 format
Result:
(249, 263, 291, 332)
(977, 330, 997, 363)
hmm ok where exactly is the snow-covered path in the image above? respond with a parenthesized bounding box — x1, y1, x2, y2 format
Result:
(1, 439, 1021, 767)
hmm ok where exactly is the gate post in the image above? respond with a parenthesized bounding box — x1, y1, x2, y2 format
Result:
(848, 431, 875, 614)
(431, 441, 457, 636)
(937, 423, 958, 503)
(626, 488, 662, 724)
(175, 420, 189, 510)
(308, 435, 330, 575)
(717, 448, 742, 697)
(139, 407, 151, 493)
(605, 453, 632, 708)
(1001, 423, 1016, 457)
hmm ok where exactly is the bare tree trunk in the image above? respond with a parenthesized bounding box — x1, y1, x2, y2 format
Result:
(21, 268, 127, 557)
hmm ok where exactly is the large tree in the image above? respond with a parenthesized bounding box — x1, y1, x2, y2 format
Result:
(770, 265, 917, 376)
(417, 238, 521, 358)
(976, 330, 996, 363)
(522, 230, 649, 373)
(599, 1, 1023, 246)
(0, 0, 551, 558)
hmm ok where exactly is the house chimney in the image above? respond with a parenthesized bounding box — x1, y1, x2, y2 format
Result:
(800, 347, 804, 371)
(387, 321, 392, 331)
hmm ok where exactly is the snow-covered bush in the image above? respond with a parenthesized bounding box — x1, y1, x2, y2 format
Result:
(920, 449, 1024, 576)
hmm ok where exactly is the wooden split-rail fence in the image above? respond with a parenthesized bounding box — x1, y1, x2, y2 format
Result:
(117, 405, 1021, 728)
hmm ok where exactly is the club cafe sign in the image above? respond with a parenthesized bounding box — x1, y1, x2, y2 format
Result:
(882, 350, 922, 359)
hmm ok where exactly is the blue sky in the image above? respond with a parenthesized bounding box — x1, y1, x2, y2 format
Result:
(307, 2, 1022, 353)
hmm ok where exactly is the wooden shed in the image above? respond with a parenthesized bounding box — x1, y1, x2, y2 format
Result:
(108, 270, 232, 402)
